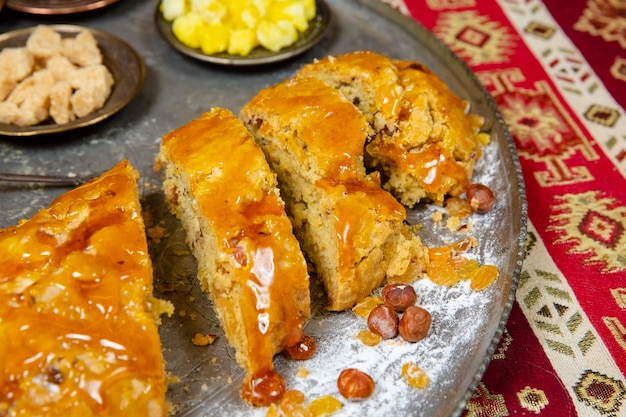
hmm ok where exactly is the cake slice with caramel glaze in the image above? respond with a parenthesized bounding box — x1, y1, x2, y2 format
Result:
(296, 52, 489, 207)
(366, 60, 490, 206)
(0, 160, 173, 417)
(155, 108, 313, 406)
(295, 50, 403, 135)
(240, 77, 428, 312)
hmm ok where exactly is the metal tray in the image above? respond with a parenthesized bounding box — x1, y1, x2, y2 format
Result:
(0, 1, 527, 416)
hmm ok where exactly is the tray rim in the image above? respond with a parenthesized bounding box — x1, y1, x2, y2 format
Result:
(359, 0, 528, 415)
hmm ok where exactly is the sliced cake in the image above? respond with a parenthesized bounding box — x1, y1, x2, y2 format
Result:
(155, 108, 312, 406)
(240, 76, 428, 312)
(295, 50, 403, 134)
(296, 51, 489, 207)
(366, 60, 490, 206)
(0, 160, 173, 417)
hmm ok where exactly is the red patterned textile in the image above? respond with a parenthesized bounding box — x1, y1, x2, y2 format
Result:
(386, 0, 626, 415)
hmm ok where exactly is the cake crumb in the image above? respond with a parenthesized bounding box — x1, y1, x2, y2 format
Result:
(431, 211, 443, 223)
(146, 225, 166, 243)
(446, 216, 461, 231)
(296, 366, 309, 378)
(191, 333, 216, 346)
(178, 310, 186, 318)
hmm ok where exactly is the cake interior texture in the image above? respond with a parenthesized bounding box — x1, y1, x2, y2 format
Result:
(241, 76, 428, 312)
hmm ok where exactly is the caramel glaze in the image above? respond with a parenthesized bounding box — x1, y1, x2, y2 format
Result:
(297, 51, 403, 122)
(0, 161, 167, 416)
(160, 109, 312, 406)
(247, 77, 406, 276)
(367, 60, 487, 203)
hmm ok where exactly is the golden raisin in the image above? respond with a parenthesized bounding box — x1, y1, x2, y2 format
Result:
(356, 329, 382, 347)
(307, 395, 343, 416)
(402, 362, 429, 388)
(455, 258, 480, 281)
(266, 403, 280, 417)
(352, 295, 383, 317)
(279, 390, 311, 417)
(445, 196, 473, 218)
(470, 264, 499, 290)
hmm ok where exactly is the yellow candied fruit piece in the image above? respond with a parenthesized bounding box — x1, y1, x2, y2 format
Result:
(200, 23, 230, 54)
(300, 0, 317, 20)
(172, 12, 207, 49)
(257, 19, 298, 52)
(352, 295, 383, 317)
(402, 362, 429, 388)
(455, 258, 480, 281)
(191, 0, 228, 24)
(227, 28, 257, 55)
(266, 403, 280, 417)
(161, 0, 187, 21)
(357, 329, 382, 347)
(470, 264, 499, 291)
(307, 395, 343, 416)
(279, 390, 311, 417)
(266, 1, 308, 31)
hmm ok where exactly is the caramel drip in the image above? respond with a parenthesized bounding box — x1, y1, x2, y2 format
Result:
(368, 141, 469, 193)
(0, 161, 166, 415)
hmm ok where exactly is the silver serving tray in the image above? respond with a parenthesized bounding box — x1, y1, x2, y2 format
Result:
(0, 1, 527, 416)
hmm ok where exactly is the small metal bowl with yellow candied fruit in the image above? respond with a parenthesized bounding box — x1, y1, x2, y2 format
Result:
(156, 0, 330, 65)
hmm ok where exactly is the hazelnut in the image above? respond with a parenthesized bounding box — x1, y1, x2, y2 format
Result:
(382, 282, 417, 312)
(283, 335, 317, 361)
(367, 305, 398, 339)
(398, 305, 432, 342)
(466, 183, 495, 214)
(337, 368, 375, 400)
